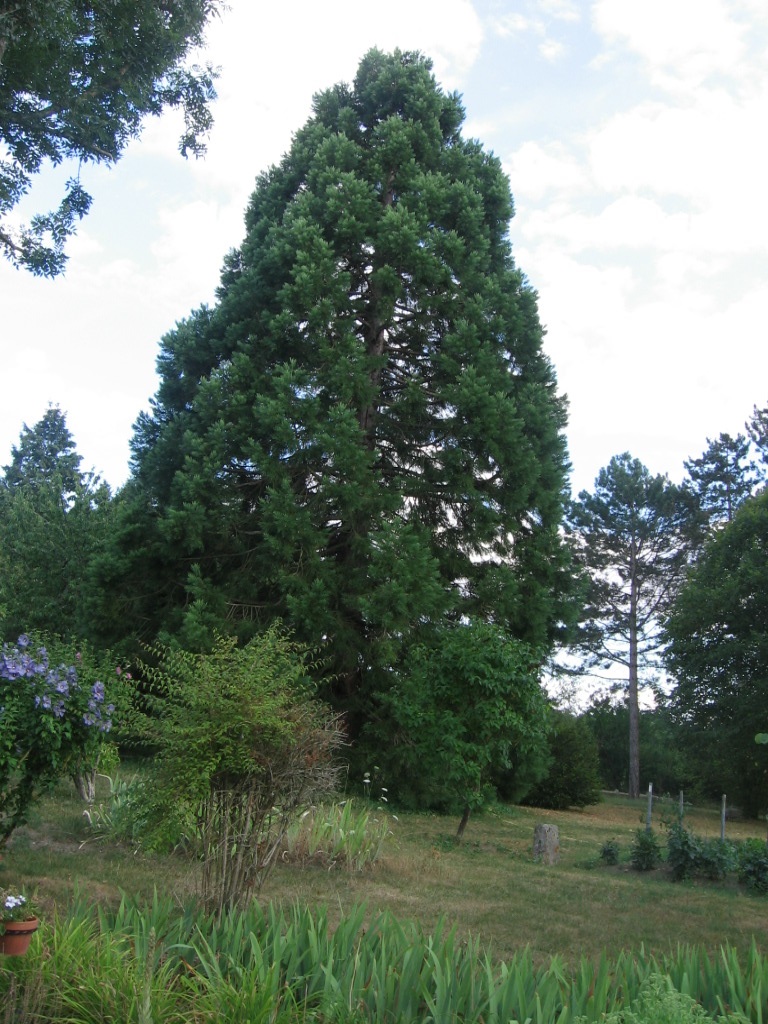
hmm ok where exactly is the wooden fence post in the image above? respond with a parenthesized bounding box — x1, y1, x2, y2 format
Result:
(721, 794, 727, 841)
(646, 782, 653, 833)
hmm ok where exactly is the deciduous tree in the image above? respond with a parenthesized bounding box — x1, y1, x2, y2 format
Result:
(367, 619, 550, 836)
(665, 490, 768, 816)
(0, 0, 219, 275)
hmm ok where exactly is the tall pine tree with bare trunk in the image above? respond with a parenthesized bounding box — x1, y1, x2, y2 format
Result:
(566, 454, 698, 798)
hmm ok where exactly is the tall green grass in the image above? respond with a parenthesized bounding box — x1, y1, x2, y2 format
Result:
(280, 799, 395, 870)
(0, 894, 763, 1022)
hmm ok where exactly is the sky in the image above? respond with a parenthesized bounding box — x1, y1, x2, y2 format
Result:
(1, 0, 767, 497)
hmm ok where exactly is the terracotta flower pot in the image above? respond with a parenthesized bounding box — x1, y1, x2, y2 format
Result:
(0, 917, 39, 956)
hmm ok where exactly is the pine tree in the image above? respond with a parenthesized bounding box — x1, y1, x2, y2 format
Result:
(683, 432, 758, 528)
(747, 403, 768, 469)
(0, 407, 111, 638)
(566, 454, 698, 798)
(117, 50, 571, 723)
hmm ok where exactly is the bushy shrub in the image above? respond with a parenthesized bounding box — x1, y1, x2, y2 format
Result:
(666, 823, 703, 881)
(600, 838, 620, 865)
(576, 972, 745, 1024)
(737, 838, 768, 894)
(697, 837, 736, 881)
(366, 620, 550, 836)
(666, 824, 738, 884)
(521, 711, 602, 810)
(131, 626, 345, 915)
(630, 828, 662, 871)
(0, 633, 119, 848)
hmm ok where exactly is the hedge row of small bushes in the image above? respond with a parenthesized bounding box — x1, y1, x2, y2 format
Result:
(601, 825, 768, 892)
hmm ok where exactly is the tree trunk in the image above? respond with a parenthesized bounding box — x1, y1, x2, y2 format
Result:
(628, 539, 640, 799)
(72, 768, 96, 804)
(456, 804, 471, 840)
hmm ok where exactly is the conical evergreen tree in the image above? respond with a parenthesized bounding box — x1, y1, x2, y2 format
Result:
(0, 407, 112, 639)
(113, 50, 572, 719)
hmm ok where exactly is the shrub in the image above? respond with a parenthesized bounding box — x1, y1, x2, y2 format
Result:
(575, 972, 745, 1024)
(630, 828, 662, 871)
(600, 838, 620, 865)
(737, 838, 768, 894)
(0, 633, 119, 848)
(366, 619, 550, 838)
(131, 626, 345, 915)
(522, 711, 602, 811)
(697, 837, 736, 882)
(666, 823, 703, 882)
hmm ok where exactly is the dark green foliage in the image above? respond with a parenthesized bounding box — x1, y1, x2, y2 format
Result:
(567, 454, 700, 799)
(364, 619, 550, 831)
(630, 828, 662, 871)
(0, 0, 219, 274)
(666, 823, 704, 881)
(0, 408, 113, 640)
(111, 50, 571, 729)
(665, 490, 768, 817)
(697, 837, 737, 882)
(684, 432, 760, 530)
(659, 824, 737, 884)
(583, 700, 692, 796)
(737, 839, 768, 895)
(747, 402, 768, 468)
(600, 838, 620, 865)
(522, 711, 601, 810)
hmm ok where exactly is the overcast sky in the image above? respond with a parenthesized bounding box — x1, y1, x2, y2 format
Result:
(1, 0, 766, 496)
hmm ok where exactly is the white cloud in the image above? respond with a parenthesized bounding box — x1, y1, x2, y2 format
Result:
(591, 0, 757, 90)
(506, 141, 588, 201)
(539, 39, 566, 61)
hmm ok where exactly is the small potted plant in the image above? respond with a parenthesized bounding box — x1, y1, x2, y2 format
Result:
(0, 887, 39, 956)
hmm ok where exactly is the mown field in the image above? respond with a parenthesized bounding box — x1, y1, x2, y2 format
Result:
(3, 777, 768, 966)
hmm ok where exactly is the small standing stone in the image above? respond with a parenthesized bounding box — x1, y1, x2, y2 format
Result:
(533, 823, 560, 865)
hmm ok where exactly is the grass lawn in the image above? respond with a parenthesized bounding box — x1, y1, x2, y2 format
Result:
(2, 778, 767, 966)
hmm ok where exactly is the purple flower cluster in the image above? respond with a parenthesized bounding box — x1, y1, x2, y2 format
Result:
(0, 636, 113, 732)
(83, 679, 115, 732)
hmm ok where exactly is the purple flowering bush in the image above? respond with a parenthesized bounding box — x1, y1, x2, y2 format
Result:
(0, 634, 116, 848)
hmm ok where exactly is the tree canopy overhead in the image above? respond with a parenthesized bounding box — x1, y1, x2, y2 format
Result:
(0, 0, 220, 275)
(117, 49, 571, 718)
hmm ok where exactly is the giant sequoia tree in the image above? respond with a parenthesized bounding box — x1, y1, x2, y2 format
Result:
(116, 50, 570, 721)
